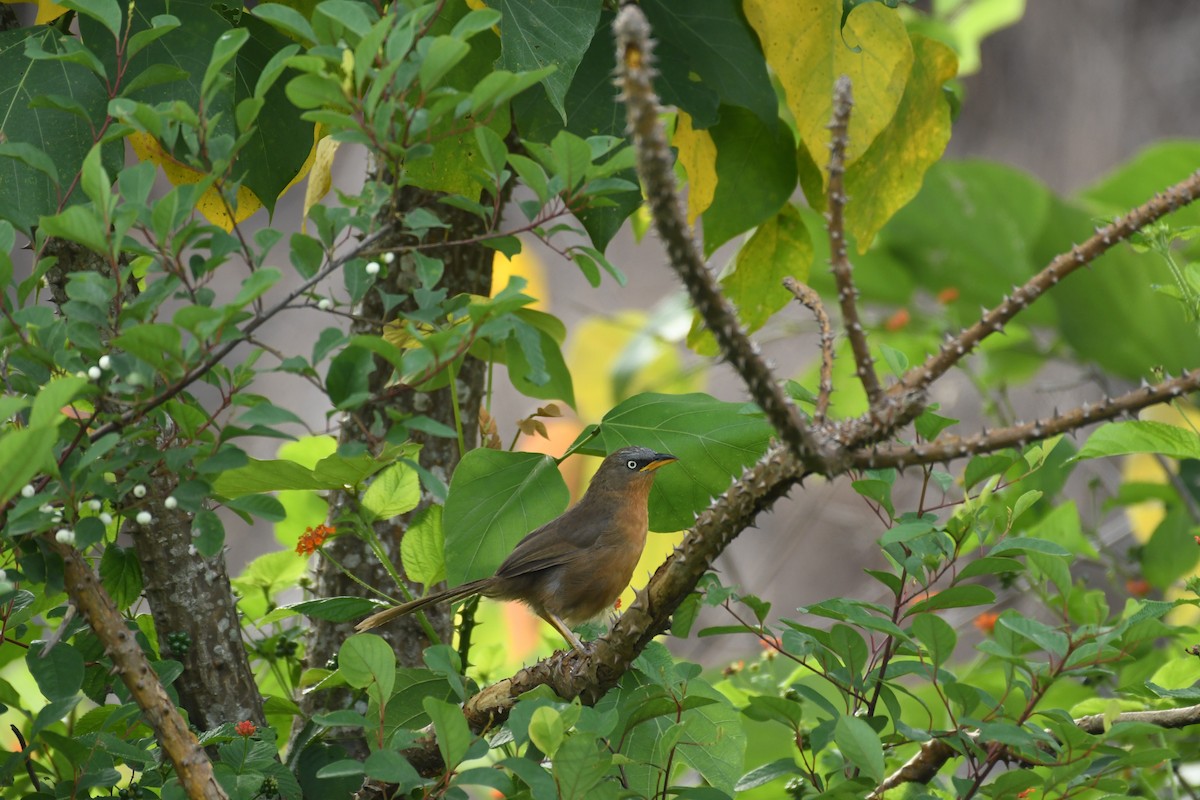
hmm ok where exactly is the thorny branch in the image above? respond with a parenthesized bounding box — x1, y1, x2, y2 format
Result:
(783, 277, 835, 424)
(825, 76, 883, 407)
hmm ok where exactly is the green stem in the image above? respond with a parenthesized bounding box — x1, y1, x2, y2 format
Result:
(556, 424, 603, 464)
(351, 508, 444, 645)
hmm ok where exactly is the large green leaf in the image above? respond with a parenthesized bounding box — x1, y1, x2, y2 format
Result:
(491, 0, 600, 122)
(1077, 421, 1200, 462)
(442, 449, 570, 585)
(594, 392, 774, 531)
(1037, 196, 1200, 378)
(0, 28, 117, 232)
(879, 160, 1055, 325)
(642, 0, 776, 127)
(702, 106, 797, 256)
(1080, 140, 1200, 229)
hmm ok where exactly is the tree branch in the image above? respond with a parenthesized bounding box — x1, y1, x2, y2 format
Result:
(825, 76, 883, 406)
(56, 541, 226, 800)
(614, 5, 828, 468)
(857, 368, 1200, 469)
(783, 277, 835, 424)
(870, 702, 1200, 798)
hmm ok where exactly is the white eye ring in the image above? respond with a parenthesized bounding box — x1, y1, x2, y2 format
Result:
(627, 459, 638, 470)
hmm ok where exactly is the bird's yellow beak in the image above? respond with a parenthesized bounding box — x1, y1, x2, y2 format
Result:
(639, 453, 678, 472)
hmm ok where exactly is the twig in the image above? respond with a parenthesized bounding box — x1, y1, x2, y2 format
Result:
(856, 369, 1200, 469)
(870, 702, 1200, 798)
(783, 277, 835, 424)
(613, 5, 828, 468)
(893, 169, 1200, 399)
(10, 725, 41, 791)
(825, 77, 882, 407)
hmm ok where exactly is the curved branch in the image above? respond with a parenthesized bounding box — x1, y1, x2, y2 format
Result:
(614, 6, 827, 468)
(783, 277, 835, 424)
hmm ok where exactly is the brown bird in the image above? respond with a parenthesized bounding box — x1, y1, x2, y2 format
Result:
(355, 446, 678, 652)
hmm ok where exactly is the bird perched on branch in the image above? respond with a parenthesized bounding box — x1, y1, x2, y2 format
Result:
(355, 446, 678, 653)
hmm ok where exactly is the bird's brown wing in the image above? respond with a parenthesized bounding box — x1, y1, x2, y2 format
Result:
(493, 533, 591, 580)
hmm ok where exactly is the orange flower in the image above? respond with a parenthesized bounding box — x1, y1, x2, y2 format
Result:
(884, 308, 911, 331)
(1016, 788, 1035, 799)
(235, 720, 256, 737)
(936, 287, 960, 304)
(1126, 578, 1150, 597)
(973, 612, 1000, 635)
(613, 597, 621, 610)
(296, 524, 335, 556)
(759, 635, 782, 651)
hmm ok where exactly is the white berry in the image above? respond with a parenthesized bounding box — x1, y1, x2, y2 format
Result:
(88, 366, 102, 380)
(55, 528, 75, 545)
(99, 512, 113, 525)
(164, 496, 178, 510)
(87, 499, 102, 512)
(98, 355, 112, 370)
(132, 484, 147, 498)
(20, 485, 34, 498)
(365, 261, 381, 276)
(136, 511, 152, 525)
(383, 251, 396, 264)
(317, 298, 333, 311)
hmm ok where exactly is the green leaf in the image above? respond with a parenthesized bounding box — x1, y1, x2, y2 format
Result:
(363, 750, 421, 787)
(834, 715, 884, 782)
(911, 613, 956, 666)
(28, 644, 85, 701)
(643, 0, 776, 127)
(401, 505, 445, 589)
(905, 584, 995, 616)
(326, 345, 375, 409)
(1077, 420, 1200, 461)
(31, 375, 89, 428)
(735, 759, 802, 792)
(998, 614, 1069, 658)
(0, 426, 59, 506)
(505, 326, 576, 408)
(339, 634, 395, 703)
(493, 0, 600, 121)
(225, 493, 287, 522)
(99, 545, 144, 609)
(442, 450, 569, 585)
(192, 509, 226, 557)
(423, 697, 472, 768)
(279, 597, 379, 623)
(702, 106, 797, 257)
(361, 462, 420, 521)
(595, 393, 773, 531)
(528, 706, 564, 758)
(1142, 505, 1199, 589)
(0, 28, 115, 231)
(61, 0, 122, 38)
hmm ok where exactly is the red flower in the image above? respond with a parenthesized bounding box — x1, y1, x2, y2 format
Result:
(235, 720, 256, 737)
(1016, 788, 1035, 799)
(973, 612, 1000, 635)
(613, 597, 622, 610)
(296, 524, 335, 556)
(936, 287, 960, 304)
(884, 308, 911, 331)
(1126, 578, 1151, 597)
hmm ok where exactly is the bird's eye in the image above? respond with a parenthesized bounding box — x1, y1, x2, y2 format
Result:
(626, 459, 638, 470)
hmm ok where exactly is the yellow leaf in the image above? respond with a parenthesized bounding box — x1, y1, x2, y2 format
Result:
(2, 0, 69, 24)
(688, 203, 813, 355)
(844, 35, 958, 252)
(492, 247, 549, 310)
(567, 311, 705, 423)
(745, 0, 912, 188)
(128, 132, 260, 231)
(671, 111, 717, 227)
(302, 132, 341, 233)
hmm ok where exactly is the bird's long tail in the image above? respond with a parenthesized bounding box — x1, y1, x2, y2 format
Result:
(355, 578, 492, 632)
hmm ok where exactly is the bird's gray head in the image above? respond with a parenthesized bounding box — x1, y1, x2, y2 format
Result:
(598, 446, 677, 483)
